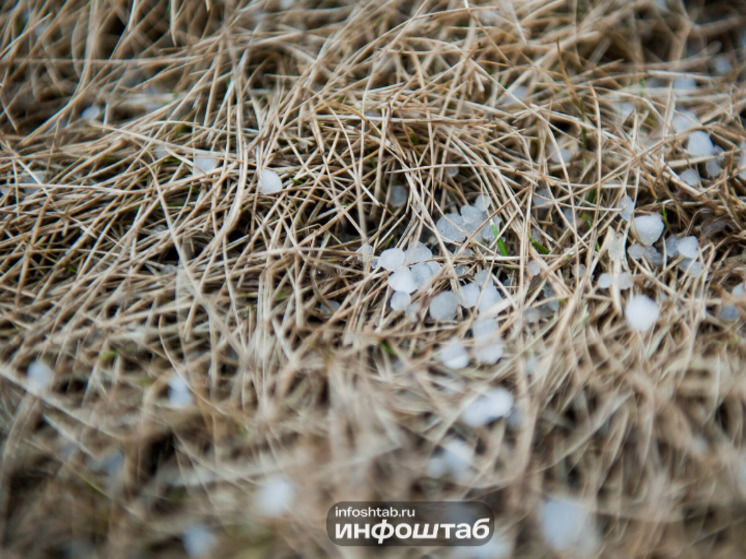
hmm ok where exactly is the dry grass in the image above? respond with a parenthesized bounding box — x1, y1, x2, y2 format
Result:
(2, 0, 746, 557)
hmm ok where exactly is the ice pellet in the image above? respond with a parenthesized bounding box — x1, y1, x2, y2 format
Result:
(379, 248, 406, 271)
(388, 268, 418, 294)
(460, 388, 513, 427)
(677, 236, 698, 259)
(439, 339, 469, 369)
(633, 214, 664, 246)
(625, 295, 660, 332)
(430, 291, 459, 321)
(259, 169, 283, 194)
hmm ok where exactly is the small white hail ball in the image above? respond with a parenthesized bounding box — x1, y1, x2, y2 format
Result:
(633, 214, 664, 246)
(439, 339, 469, 369)
(676, 236, 698, 259)
(387, 268, 418, 294)
(259, 169, 283, 194)
(429, 291, 459, 321)
(379, 248, 406, 271)
(625, 295, 660, 332)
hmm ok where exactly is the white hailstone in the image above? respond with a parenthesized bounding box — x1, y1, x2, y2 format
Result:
(539, 496, 600, 558)
(319, 301, 340, 318)
(608, 234, 625, 263)
(460, 205, 487, 234)
(525, 307, 541, 323)
(193, 156, 218, 175)
(617, 272, 634, 290)
(436, 214, 467, 243)
(458, 283, 481, 308)
(405, 242, 432, 264)
(256, 474, 295, 517)
(680, 168, 700, 188)
(480, 219, 499, 241)
(474, 194, 491, 212)
(390, 291, 411, 311)
(430, 291, 459, 321)
(686, 130, 714, 157)
(411, 262, 438, 288)
(27, 360, 53, 391)
(664, 235, 679, 257)
(446, 167, 459, 178)
(676, 236, 698, 258)
(379, 248, 406, 270)
(388, 268, 418, 294)
(405, 302, 420, 320)
(549, 144, 572, 165)
(625, 295, 660, 332)
(719, 305, 739, 322)
(477, 285, 503, 315)
(474, 269, 492, 287)
(633, 214, 664, 246)
(598, 273, 613, 289)
(460, 388, 513, 427)
(678, 258, 703, 277)
(259, 169, 283, 194)
(533, 188, 552, 209)
(526, 260, 541, 277)
(472, 317, 499, 339)
(705, 146, 724, 178)
(390, 184, 408, 207)
(571, 263, 586, 277)
(734, 283, 745, 297)
(616, 102, 635, 121)
(739, 142, 746, 181)
(439, 339, 469, 369)
(672, 109, 699, 134)
(432, 439, 473, 481)
(355, 243, 373, 263)
(168, 374, 192, 407)
(713, 55, 732, 76)
(182, 524, 216, 558)
(628, 243, 649, 261)
(673, 76, 697, 91)
(473, 340, 504, 366)
(619, 195, 635, 222)
(81, 105, 102, 120)
(454, 265, 468, 276)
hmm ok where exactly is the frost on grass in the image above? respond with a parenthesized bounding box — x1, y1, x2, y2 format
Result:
(625, 295, 660, 332)
(27, 360, 53, 392)
(539, 496, 600, 558)
(633, 214, 664, 246)
(460, 388, 513, 427)
(255, 475, 295, 517)
(259, 169, 283, 194)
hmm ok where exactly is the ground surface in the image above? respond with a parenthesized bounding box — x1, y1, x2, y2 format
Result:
(2, 0, 746, 557)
